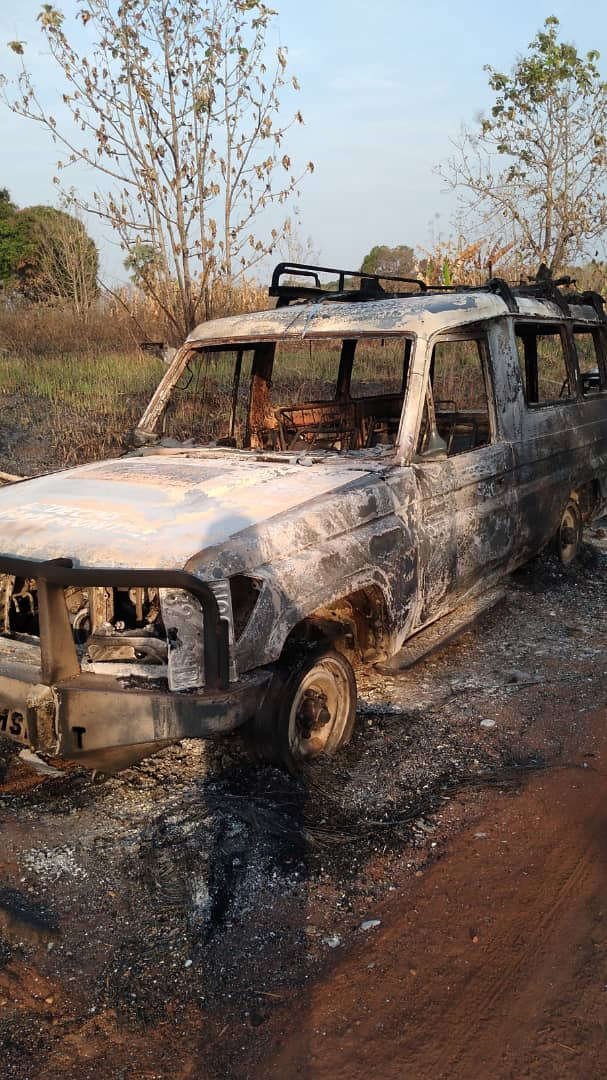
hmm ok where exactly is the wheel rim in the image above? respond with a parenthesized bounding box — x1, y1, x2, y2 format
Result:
(287, 657, 352, 760)
(558, 504, 579, 565)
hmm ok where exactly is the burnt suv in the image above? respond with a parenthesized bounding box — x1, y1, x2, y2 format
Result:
(1, 262, 606, 771)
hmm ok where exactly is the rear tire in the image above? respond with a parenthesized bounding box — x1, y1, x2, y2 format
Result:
(249, 644, 357, 772)
(554, 499, 582, 565)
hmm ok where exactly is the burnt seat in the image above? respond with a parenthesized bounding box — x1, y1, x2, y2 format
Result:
(355, 393, 404, 447)
(274, 401, 360, 450)
(273, 394, 406, 451)
(435, 410, 490, 455)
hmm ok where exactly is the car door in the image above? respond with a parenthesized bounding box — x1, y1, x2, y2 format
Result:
(510, 317, 586, 561)
(412, 328, 516, 625)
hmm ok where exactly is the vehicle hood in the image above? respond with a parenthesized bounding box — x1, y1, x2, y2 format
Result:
(0, 453, 391, 574)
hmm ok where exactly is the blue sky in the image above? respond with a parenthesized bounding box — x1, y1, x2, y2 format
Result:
(1, 0, 605, 282)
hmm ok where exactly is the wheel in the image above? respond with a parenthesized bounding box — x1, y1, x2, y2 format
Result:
(554, 499, 582, 565)
(249, 645, 357, 771)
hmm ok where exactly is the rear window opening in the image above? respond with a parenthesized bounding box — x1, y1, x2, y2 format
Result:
(515, 323, 574, 405)
(573, 327, 605, 395)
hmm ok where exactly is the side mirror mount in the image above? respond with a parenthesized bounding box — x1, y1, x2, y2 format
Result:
(129, 427, 159, 449)
(415, 431, 448, 461)
(414, 387, 448, 461)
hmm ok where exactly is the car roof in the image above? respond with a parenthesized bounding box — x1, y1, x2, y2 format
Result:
(186, 290, 603, 348)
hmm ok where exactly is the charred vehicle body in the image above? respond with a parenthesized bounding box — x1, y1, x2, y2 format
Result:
(1, 263, 606, 771)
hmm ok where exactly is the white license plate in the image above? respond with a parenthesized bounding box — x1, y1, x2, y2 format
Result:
(0, 707, 29, 745)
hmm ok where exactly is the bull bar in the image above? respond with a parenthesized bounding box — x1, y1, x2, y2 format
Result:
(0, 555, 266, 770)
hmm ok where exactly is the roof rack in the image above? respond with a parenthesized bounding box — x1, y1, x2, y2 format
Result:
(505, 270, 606, 319)
(268, 261, 606, 320)
(269, 262, 428, 307)
(563, 289, 606, 320)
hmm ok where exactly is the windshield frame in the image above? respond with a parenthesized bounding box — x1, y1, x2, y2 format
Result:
(136, 333, 418, 460)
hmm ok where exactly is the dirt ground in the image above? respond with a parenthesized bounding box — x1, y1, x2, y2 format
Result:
(1, 528, 607, 1079)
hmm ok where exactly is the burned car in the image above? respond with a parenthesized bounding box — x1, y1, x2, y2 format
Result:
(1, 262, 607, 771)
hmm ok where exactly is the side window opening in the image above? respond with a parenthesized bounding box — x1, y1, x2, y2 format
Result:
(417, 336, 492, 458)
(573, 327, 605, 395)
(350, 339, 411, 398)
(271, 338, 343, 404)
(515, 323, 573, 405)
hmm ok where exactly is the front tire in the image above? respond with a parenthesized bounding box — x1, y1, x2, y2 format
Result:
(250, 645, 357, 772)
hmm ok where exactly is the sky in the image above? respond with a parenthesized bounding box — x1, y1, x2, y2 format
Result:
(1, 0, 606, 283)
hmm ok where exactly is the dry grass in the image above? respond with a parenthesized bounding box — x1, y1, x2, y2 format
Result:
(1, 264, 597, 474)
(0, 276, 268, 356)
(0, 349, 164, 470)
(0, 280, 268, 472)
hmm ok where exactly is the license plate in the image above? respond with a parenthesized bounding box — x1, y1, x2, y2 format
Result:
(0, 707, 29, 745)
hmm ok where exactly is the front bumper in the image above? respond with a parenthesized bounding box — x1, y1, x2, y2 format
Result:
(0, 555, 268, 771)
(0, 636, 269, 771)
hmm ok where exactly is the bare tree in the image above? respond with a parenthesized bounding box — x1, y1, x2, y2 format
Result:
(278, 215, 319, 265)
(2, 1, 313, 338)
(439, 17, 607, 274)
(32, 199, 98, 317)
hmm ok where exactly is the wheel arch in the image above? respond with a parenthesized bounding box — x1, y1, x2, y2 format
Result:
(279, 581, 391, 665)
(236, 564, 408, 672)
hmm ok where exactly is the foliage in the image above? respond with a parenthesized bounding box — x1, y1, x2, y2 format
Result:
(360, 244, 416, 279)
(0, 198, 29, 284)
(123, 240, 163, 288)
(1, 1, 313, 339)
(0, 194, 98, 310)
(0, 189, 16, 217)
(439, 17, 607, 273)
(15, 204, 98, 311)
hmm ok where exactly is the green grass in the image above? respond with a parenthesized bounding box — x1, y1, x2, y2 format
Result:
(0, 349, 165, 471)
(0, 349, 164, 411)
